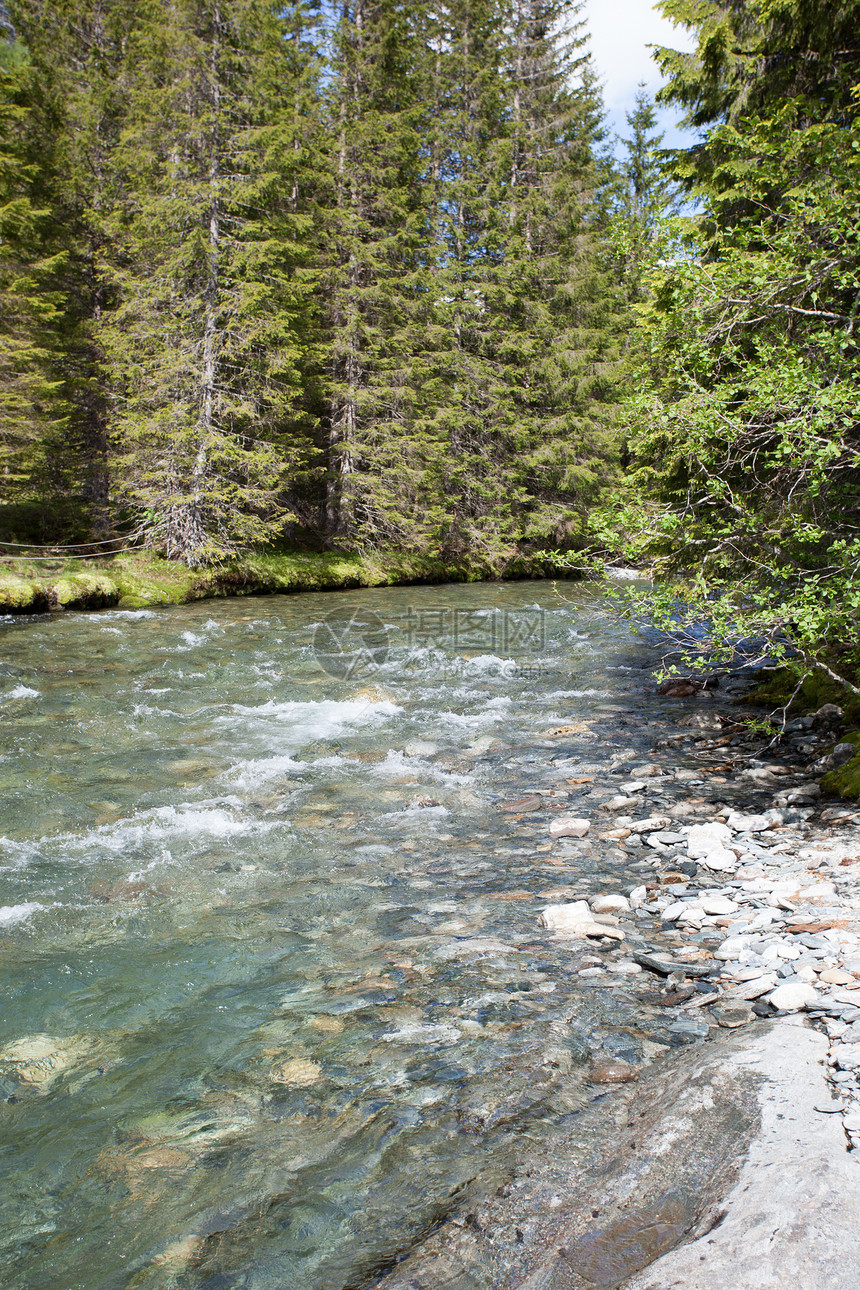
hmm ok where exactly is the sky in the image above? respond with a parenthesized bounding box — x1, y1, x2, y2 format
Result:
(581, 0, 697, 150)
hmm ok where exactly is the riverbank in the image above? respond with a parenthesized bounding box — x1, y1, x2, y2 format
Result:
(370, 684, 860, 1287)
(0, 549, 571, 615)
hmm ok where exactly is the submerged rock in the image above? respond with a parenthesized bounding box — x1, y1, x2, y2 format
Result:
(270, 1057, 323, 1086)
(0, 1033, 101, 1091)
(587, 1059, 637, 1084)
(371, 1023, 860, 1290)
(548, 816, 591, 839)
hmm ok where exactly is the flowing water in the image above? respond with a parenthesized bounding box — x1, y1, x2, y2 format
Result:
(0, 581, 704, 1290)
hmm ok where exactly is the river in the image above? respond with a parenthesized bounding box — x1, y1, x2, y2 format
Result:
(0, 580, 716, 1289)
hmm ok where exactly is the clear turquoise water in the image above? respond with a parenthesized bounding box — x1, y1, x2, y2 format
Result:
(0, 581, 678, 1289)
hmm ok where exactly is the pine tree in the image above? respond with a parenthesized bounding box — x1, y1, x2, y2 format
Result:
(612, 86, 677, 305)
(6, 0, 137, 540)
(101, 0, 320, 565)
(319, 0, 435, 549)
(0, 32, 68, 537)
(423, 0, 624, 561)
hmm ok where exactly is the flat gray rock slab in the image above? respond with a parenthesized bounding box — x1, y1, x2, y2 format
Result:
(371, 1021, 860, 1290)
(625, 1020, 860, 1290)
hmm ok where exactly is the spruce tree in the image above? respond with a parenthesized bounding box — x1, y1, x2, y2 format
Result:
(498, 2, 624, 549)
(0, 33, 67, 537)
(101, 0, 320, 565)
(612, 86, 677, 306)
(423, 0, 624, 561)
(420, 0, 513, 560)
(6, 0, 137, 540)
(319, 0, 434, 549)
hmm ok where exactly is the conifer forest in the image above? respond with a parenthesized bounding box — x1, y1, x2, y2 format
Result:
(2, 0, 860, 679)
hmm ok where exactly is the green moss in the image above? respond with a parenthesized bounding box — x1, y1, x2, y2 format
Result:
(52, 572, 119, 609)
(0, 573, 45, 611)
(817, 731, 860, 801)
(0, 547, 573, 616)
(745, 666, 860, 726)
(111, 557, 198, 608)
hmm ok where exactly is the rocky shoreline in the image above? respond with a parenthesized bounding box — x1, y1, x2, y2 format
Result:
(371, 675, 860, 1288)
(551, 689, 860, 1153)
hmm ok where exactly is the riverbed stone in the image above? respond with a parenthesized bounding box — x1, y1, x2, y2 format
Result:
(768, 982, 819, 1011)
(831, 1043, 860, 1070)
(603, 796, 636, 811)
(548, 816, 590, 839)
(587, 1059, 637, 1084)
(629, 815, 673, 834)
(686, 821, 732, 857)
(538, 903, 625, 941)
(715, 936, 750, 961)
(700, 896, 738, 916)
(726, 810, 774, 833)
(589, 894, 630, 915)
(727, 973, 779, 1000)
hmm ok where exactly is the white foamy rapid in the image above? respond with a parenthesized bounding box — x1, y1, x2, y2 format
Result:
(2, 684, 40, 702)
(62, 802, 280, 858)
(220, 697, 404, 748)
(0, 901, 46, 927)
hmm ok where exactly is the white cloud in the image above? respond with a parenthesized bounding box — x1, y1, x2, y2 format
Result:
(581, 0, 697, 146)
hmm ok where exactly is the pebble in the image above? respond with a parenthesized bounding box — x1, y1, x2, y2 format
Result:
(629, 816, 673, 834)
(715, 936, 750, 961)
(725, 811, 774, 833)
(604, 796, 637, 812)
(713, 1005, 753, 1029)
(768, 982, 819, 1011)
(820, 968, 854, 985)
(590, 894, 630, 914)
(628, 885, 648, 909)
(686, 822, 733, 859)
(548, 816, 590, 839)
(700, 848, 739, 872)
(700, 897, 738, 916)
(587, 1060, 637, 1084)
(729, 974, 778, 1000)
(832, 1044, 860, 1070)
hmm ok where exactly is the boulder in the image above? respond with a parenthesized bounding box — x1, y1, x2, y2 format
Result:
(371, 1023, 860, 1290)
